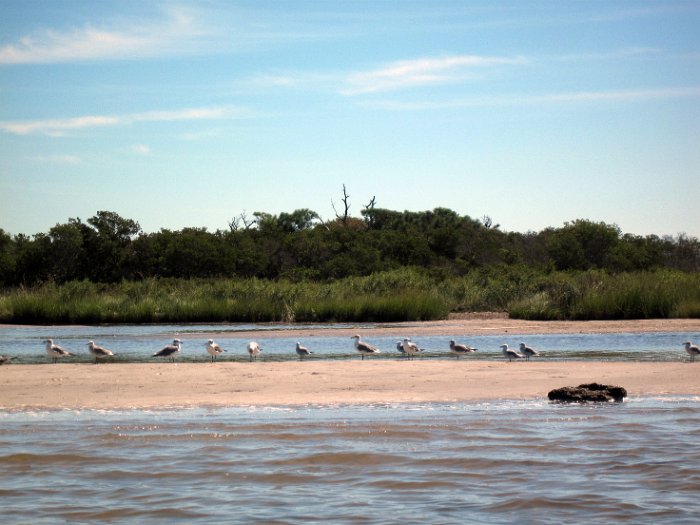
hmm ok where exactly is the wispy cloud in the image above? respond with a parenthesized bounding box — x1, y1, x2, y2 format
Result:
(250, 54, 526, 95)
(360, 86, 700, 111)
(340, 55, 526, 95)
(29, 154, 82, 164)
(0, 106, 250, 136)
(0, 6, 207, 64)
(131, 144, 151, 156)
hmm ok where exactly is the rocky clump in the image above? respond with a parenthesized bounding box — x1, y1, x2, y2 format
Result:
(548, 383, 627, 403)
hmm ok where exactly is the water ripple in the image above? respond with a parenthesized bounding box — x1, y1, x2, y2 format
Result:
(1, 399, 699, 523)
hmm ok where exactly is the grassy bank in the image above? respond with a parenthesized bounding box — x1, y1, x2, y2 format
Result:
(0, 268, 698, 324)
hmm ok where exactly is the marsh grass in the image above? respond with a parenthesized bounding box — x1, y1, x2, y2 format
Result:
(0, 268, 697, 324)
(0, 269, 449, 324)
(508, 270, 700, 320)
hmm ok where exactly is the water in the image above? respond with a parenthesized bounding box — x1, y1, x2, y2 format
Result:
(1, 324, 698, 363)
(1, 398, 699, 524)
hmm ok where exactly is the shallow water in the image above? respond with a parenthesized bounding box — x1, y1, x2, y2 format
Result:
(1, 398, 699, 524)
(0, 323, 698, 363)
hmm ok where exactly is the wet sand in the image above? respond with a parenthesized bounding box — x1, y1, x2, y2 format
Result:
(1, 317, 698, 410)
(1, 360, 698, 410)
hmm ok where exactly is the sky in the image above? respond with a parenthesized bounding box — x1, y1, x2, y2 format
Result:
(1, 0, 699, 238)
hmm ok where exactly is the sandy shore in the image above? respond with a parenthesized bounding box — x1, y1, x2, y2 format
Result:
(205, 315, 700, 340)
(2, 317, 698, 410)
(1, 361, 698, 410)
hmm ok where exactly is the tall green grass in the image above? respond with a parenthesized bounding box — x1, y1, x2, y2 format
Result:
(0, 269, 450, 324)
(507, 270, 700, 320)
(0, 268, 697, 324)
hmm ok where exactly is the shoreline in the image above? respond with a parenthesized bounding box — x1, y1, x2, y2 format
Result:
(2, 317, 698, 411)
(1, 361, 698, 411)
(2, 316, 699, 338)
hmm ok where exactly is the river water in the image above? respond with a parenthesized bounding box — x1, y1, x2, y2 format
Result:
(1, 399, 699, 524)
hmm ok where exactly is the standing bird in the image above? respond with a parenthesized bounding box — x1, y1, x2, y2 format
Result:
(87, 340, 115, 364)
(247, 341, 262, 361)
(396, 341, 406, 355)
(205, 339, 226, 362)
(500, 344, 524, 362)
(683, 341, 700, 362)
(519, 342, 540, 361)
(44, 339, 72, 364)
(295, 341, 313, 360)
(402, 338, 422, 360)
(449, 339, 477, 358)
(351, 335, 381, 360)
(153, 339, 182, 362)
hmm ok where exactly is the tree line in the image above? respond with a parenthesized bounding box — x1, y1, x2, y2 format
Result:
(1, 207, 698, 287)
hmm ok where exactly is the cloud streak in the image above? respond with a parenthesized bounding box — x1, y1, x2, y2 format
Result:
(30, 154, 82, 165)
(0, 106, 250, 136)
(0, 6, 206, 64)
(340, 55, 526, 95)
(251, 54, 526, 95)
(360, 86, 700, 111)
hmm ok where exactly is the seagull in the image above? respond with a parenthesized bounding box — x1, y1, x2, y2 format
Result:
(44, 339, 72, 364)
(683, 341, 700, 362)
(351, 335, 381, 360)
(449, 339, 477, 358)
(87, 340, 115, 364)
(500, 344, 524, 362)
(296, 341, 312, 360)
(0, 355, 13, 365)
(396, 341, 406, 355)
(205, 339, 226, 362)
(402, 338, 422, 360)
(153, 339, 182, 362)
(519, 342, 540, 361)
(247, 341, 262, 361)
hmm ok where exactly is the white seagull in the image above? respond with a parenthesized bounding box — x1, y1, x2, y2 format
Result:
(247, 341, 262, 361)
(683, 341, 700, 361)
(44, 339, 72, 364)
(500, 344, 524, 362)
(351, 335, 381, 360)
(519, 342, 540, 361)
(295, 341, 313, 360)
(205, 339, 226, 362)
(449, 339, 478, 358)
(87, 340, 115, 364)
(402, 338, 422, 359)
(153, 339, 182, 362)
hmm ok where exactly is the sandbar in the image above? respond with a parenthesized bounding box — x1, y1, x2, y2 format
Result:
(1, 361, 698, 410)
(2, 317, 698, 410)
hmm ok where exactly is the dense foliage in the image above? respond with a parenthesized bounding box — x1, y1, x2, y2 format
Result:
(1, 208, 698, 322)
(1, 208, 698, 286)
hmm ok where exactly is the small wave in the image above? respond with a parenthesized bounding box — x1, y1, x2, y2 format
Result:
(271, 451, 408, 467)
(0, 452, 112, 466)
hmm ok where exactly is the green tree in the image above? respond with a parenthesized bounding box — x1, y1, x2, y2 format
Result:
(0, 229, 16, 286)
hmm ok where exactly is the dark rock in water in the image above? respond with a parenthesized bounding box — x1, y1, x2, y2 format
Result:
(548, 383, 627, 403)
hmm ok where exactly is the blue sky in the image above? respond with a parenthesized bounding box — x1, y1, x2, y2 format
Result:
(1, 1, 699, 237)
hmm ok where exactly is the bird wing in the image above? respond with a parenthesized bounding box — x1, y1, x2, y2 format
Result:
(54, 345, 71, 356)
(95, 344, 113, 355)
(359, 341, 379, 353)
(154, 346, 177, 356)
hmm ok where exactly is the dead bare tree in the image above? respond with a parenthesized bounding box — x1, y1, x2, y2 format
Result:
(481, 215, 500, 230)
(228, 211, 256, 231)
(363, 195, 377, 227)
(331, 184, 351, 226)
